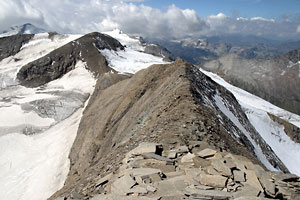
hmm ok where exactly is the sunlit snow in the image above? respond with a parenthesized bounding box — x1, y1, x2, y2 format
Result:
(202, 68, 300, 176)
(102, 29, 167, 74)
(0, 33, 95, 200)
(0, 30, 167, 200)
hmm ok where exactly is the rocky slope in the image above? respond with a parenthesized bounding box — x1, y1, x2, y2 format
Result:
(17, 32, 124, 87)
(151, 35, 300, 65)
(0, 34, 34, 61)
(202, 49, 300, 115)
(55, 142, 300, 200)
(0, 30, 168, 200)
(1, 30, 300, 200)
(49, 60, 295, 200)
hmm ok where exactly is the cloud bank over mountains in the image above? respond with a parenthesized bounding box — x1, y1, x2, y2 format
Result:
(1, 0, 300, 40)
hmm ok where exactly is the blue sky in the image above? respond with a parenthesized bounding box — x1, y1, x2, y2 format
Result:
(1, 0, 300, 40)
(135, 0, 300, 19)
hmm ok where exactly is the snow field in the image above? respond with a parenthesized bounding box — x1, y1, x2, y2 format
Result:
(0, 33, 96, 200)
(202, 68, 300, 175)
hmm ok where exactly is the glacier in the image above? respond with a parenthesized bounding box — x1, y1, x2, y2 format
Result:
(1, 29, 300, 200)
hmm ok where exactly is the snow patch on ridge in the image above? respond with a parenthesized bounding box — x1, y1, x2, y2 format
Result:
(214, 94, 276, 170)
(0, 40, 96, 200)
(101, 29, 167, 74)
(100, 49, 166, 74)
(246, 109, 300, 175)
(202, 68, 300, 175)
(0, 33, 82, 89)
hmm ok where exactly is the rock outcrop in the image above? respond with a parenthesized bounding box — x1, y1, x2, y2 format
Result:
(50, 60, 290, 200)
(17, 32, 124, 87)
(143, 43, 175, 62)
(202, 49, 300, 115)
(54, 142, 300, 200)
(0, 34, 34, 61)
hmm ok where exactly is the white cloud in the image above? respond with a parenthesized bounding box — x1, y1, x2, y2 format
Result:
(0, 1, 44, 31)
(204, 12, 300, 39)
(0, 0, 207, 39)
(0, 1, 299, 40)
(297, 25, 300, 33)
(250, 17, 275, 22)
(208, 13, 227, 20)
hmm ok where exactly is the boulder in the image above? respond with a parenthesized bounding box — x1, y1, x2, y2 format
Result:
(199, 173, 228, 188)
(185, 187, 232, 199)
(271, 172, 299, 182)
(154, 175, 187, 197)
(111, 174, 136, 196)
(95, 173, 113, 187)
(193, 156, 211, 168)
(245, 170, 263, 192)
(197, 148, 217, 158)
(181, 153, 196, 163)
(233, 170, 246, 182)
(258, 174, 276, 197)
(234, 197, 272, 200)
(233, 184, 261, 199)
(141, 152, 174, 164)
(211, 159, 232, 177)
(163, 151, 177, 159)
(123, 168, 162, 177)
(206, 165, 220, 175)
(124, 143, 161, 163)
(173, 146, 189, 154)
(129, 185, 148, 195)
(146, 185, 157, 192)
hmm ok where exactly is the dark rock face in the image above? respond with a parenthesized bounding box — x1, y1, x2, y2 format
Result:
(17, 32, 124, 87)
(202, 49, 300, 115)
(143, 43, 175, 61)
(0, 34, 34, 61)
(50, 60, 287, 200)
(268, 113, 300, 143)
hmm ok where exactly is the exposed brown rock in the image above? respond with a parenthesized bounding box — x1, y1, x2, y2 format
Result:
(199, 173, 228, 188)
(17, 32, 124, 87)
(268, 112, 300, 143)
(52, 139, 300, 200)
(202, 49, 300, 115)
(50, 60, 291, 199)
(197, 148, 217, 158)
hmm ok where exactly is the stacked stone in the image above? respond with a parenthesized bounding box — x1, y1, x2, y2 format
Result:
(58, 142, 300, 200)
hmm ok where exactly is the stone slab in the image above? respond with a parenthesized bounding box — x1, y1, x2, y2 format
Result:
(197, 148, 217, 158)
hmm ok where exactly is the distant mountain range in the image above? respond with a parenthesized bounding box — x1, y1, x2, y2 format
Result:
(1, 24, 300, 200)
(147, 34, 300, 115)
(0, 23, 46, 38)
(150, 35, 300, 64)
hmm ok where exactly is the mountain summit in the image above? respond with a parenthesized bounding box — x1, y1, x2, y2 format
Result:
(0, 30, 299, 200)
(0, 23, 46, 38)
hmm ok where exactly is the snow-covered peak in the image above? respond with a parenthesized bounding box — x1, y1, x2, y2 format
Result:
(103, 29, 144, 51)
(101, 29, 168, 74)
(0, 23, 46, 38)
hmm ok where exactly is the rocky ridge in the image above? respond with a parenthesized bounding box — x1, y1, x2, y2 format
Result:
(17, 32, 124, 87)
(202, 49, 300, 115)
(0, 34, 34, 61)
(1, 30, 299, 200)
(54, 142, 300, 200)
(50, 60, 290, 200)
